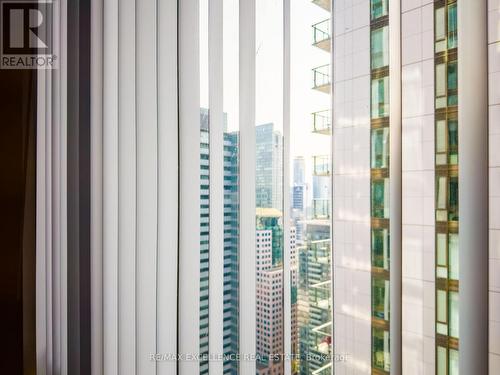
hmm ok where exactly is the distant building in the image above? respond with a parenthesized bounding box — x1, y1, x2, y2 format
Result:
(255, 209, 297, 375)
(256, 123, 283, 210)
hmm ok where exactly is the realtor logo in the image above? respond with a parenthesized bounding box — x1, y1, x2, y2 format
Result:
(1, 1, 57, 69)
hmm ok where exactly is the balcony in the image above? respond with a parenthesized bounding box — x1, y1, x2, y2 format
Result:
(312, 0, 331, 12)
(312, 65, 331, 93)
(312, 110, 331, 134)
(313, 155, 330, 176)
(312, 19, 331, 52)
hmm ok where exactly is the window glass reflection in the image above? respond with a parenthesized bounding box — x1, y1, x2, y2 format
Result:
(371, 77, 389, 119)
(371, 0, 388, 20)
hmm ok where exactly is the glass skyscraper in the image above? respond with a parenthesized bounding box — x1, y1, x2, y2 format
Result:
(256, 123, 284, 211)
(200, 109, 240, 374)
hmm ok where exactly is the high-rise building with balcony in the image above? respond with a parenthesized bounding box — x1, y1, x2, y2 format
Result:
(296, 1, 333, 374)
(298, 221, 332, 375)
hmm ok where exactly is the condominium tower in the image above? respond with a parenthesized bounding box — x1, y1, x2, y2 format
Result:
(296, 0, 333, 374)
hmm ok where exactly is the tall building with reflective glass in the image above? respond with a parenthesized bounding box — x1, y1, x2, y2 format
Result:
(370, 1, 391, 373)
(333, 0, 493, 374)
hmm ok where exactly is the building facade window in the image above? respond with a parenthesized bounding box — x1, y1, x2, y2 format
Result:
(370, 3, 390, 372)
(371, 128, 390, 169)
(372, 327, 390, 372)
(372, 229, 390, 271)
(370, 0, 388, 20)
(436, 118, 458, 165)
(371, 26, 389, 70)
(434, 1, 459, 373)
(371, 178, 390, 219)
(371, 77, 390, 119)
(372, 278, 390, 321)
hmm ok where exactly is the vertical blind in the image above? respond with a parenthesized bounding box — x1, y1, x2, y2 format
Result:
(88, 1, 290, 374)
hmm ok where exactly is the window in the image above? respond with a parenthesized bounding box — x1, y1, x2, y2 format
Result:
(436, 233, 448, 278)
(437, 346, 447, 375)
(372, 228, 390, 270)
(436, 63, 447, 108)
(448, 177, 458, 221)
(435, 1, 460, 371)
(371, 77, 389, 119)
(436, 119, 458, 165)
(436, 62, 458, 109)
(447, 4, 457, 49)
(436, 176, 458, 222)
(435, 7, 446, 52)
(449, 291, 459, 339)
(448, 234, 459, 280)
(436, 289, 459, 339)
(447, 62, 458, 106)
(436, 233, 459, 280)
(371, 127, 389, 169)
(372, 277, 390, 320)
(370, 6, 390, 373)
(371, 0, 388, 20)
(435, 4, 457, 52)
(372, 327, 390, 372)
(449, 349, 459, 375)
(437, 289, 448, 335)
(371, 26, 389, 70)
(372, 178, 390, 219)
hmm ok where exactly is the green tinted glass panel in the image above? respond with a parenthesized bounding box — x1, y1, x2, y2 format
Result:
(372, 228, 389, 270)
(448, 4, 458, 49)
(371, 77, 389, 119)
(437, 346, 447, 375)
(371, 26, 389, 69)
(372, 277, 389, 320)
(448, 62, 458, 106)
(449, 233, 459, 280)
(371, 0, 388, 20)
(437, 176, 447, 210)
(449, 349, 459, 375)
(436, 233, 447, 267)
(449, 291, 459, 338)
(448, 63, 457, 90)
(437, 290, 447, 323)
(449, 177, 458, 221)
(372, 179, 389, 219)
(448, 120, 458, 164)
(371, 128, 389, 169)
(372, 327, 390, 371)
